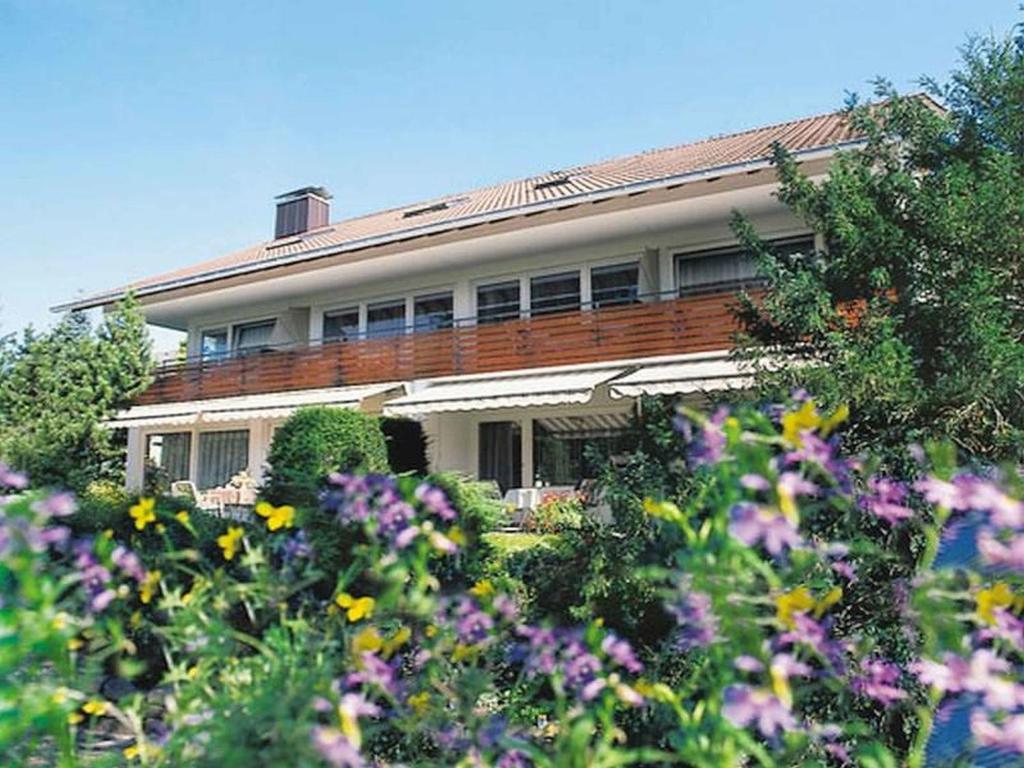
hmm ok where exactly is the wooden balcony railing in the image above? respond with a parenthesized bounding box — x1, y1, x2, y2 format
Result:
(135, 289, 753, 406)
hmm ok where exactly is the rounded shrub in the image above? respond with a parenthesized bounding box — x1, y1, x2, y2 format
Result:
(262, 406, 389, 507)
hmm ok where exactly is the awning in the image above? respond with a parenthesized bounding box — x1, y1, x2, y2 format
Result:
(106, 382, 405, 429)
(609, 357, 751, 399)
(383, 368, 625, 416)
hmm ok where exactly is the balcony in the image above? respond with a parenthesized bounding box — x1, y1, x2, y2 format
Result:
(136, 289, 754, 406)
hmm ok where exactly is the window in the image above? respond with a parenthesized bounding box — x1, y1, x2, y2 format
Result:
(414, 292, 454, 332)
(531, 271, 580, 316)
(676, 236, 814, 296)
(196, 430, 249, 490)
(366, 299, 406, 339)
(478, 421, 521, 494)
(233, 320, 276, 353)
(532, 417, 635, 486)
(591, 263, 640, 308)
(477, 281, 521, 324)
(323, 307, 360, 342)
(200, 329, 229, 361)
(145, 433, 191, 483)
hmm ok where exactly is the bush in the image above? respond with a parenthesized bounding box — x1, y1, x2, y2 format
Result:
(522, 490, 585, 534)
(261, 406, 389, 507)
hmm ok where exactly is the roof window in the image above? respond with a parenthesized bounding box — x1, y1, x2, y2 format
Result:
(533, 176, 573, 191)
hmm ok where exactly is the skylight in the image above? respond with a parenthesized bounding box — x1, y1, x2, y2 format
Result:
(533, 176, 573, 191)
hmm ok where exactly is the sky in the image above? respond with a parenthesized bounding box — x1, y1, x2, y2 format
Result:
(0, 1, 1019, 353)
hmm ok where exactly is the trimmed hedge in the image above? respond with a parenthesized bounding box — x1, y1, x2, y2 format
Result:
(262, 406, 389, 507)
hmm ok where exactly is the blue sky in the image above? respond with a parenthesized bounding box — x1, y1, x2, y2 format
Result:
(0, 1, 1018, 351)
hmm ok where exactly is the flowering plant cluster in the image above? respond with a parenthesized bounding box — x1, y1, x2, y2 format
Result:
(2, 394, 1022, 766)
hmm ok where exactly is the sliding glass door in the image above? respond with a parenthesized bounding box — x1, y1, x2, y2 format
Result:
(478, 421, 522, 493)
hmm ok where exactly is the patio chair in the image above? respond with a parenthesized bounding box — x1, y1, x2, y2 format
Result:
(169, 480, 225, 517)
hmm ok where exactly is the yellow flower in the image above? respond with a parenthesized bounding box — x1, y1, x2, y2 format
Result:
(67, 637, 84, 651)
(175, 510, 190, 525)
(447, 526, 466, 546)
(775, 587, 816, 628)
(469, 579, 495, 598)
(123, 745, 140, 760)
(776, 586, 842, 628)
(407, 691, 430, 715)
(255, 501, 295, 531)
(335, 593, 375, 622)
(424, 624, 438, 638)
(769, 661, 794, 708)
(351, 626, 383, 655)
(382, 626, 412, 658)
(83, 699, 108, 716)
(451, 642, 481, 663)
(128, 498, 157, 531)
(216, 526, 245, 561)
(67, 712, 84, 725)
(977, 582, 1015, 625)
(139, 570, 161, 605)
(780, 401, 849, 447)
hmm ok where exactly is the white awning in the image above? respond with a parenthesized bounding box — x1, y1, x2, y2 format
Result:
(383, 368, 625, 416)
(106, 382, 405, 429)
(609, 357, 751, 399)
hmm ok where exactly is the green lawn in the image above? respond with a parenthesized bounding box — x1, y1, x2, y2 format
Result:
(482, 531, 560, 557)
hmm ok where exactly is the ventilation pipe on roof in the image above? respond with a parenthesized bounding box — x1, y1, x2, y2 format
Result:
(274, 186, 331, 239)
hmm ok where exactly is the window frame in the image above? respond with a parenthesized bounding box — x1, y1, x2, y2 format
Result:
(475, 279, 523, 325)
(590, 261, 640, 309)
(413, 290, 455, 333)
(231, 318, 277, 354)
(365, 297, 408, 339)
(529, 269, 581, 317)
(322, 306, 361, 342)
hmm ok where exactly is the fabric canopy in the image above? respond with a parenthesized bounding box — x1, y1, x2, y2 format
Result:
(609, 357, 751, 399)
(382, 368, 625, 416)
(105, 382, 405, 429)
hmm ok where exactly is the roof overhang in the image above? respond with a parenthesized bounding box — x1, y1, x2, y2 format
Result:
(105, 382, 405, 429)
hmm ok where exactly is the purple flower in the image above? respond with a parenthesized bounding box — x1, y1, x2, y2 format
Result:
(454, 598, 494, 644)
(972, 711, 1024, 754)
(851, 660, 907, 706)
(0, 463, 28, 491)
(496, 749, 532, 768)
(977, 529, 1024, 571)
(281, 529, 313, 562)
(112, 545, 146, 582)
(914, 476, 970, 511)
(677, 406, 729, 466)
(31, 492, 76, 518)
(346, 652, 399, 696)
(721, 685, 796, 737)
(859, 476, 914, 526)
(667, 590, 719, 650)
(735, 655, 765, 673)
(729, 502, 803, 556)
(415, 483, 457, 522)
(311, 727, 363, 768)
(741, 474, 771, 492)
(601, 633, 643, 674)
(563, 652, 603, 691)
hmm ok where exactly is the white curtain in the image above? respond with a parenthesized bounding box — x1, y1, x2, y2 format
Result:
(197, 430, 249, 490)
(147, 433, 191, 482)
(677, 249, 758, 293)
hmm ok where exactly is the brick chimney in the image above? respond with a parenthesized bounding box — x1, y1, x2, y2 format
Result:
(274, 186, 331, 239)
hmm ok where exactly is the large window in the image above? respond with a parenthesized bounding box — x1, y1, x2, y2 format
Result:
(477, 281, 521, 324)
(677, 236, 814, 296)
(478, 421, 522, 493)
(197, 430, 249, 490)
(323, 307, 360, 342)
(145, 433, 191, 483)
(591, 263, 640, 308)
(532, 417, 635, 486)
(233, 320, 276, 354)
(200, 328, 229, 361)
(531, 271, 581, 317)
(413, 291, 454, 332)
(366, 299, 406, 339)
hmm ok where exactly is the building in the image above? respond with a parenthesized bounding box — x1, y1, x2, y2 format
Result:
(55, 109, 861, 501)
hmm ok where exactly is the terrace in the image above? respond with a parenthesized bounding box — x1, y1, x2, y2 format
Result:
(136, 288, 755, 406)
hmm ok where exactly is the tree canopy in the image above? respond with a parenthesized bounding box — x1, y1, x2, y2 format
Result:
(735, 23, 1024, 464)
(0, 296, 152, 490)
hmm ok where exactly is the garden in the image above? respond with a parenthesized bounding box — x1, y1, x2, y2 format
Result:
(3, 19, 1024, 768)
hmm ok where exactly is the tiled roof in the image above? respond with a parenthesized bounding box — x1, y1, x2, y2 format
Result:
(63, 108, 862, 309)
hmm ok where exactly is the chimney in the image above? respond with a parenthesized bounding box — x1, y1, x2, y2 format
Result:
(274, 186, 331, 239)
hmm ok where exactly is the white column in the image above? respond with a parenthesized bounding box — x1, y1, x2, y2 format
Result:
(125, 428, 144, 491)
(656, 246, 674, 297)
(520, 416, 533, 488)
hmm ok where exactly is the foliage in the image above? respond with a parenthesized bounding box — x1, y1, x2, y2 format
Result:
(0, 296, 152, 491)
(522, 491, 585, 535)
(734, 23, 1024, 465)
(262, 406, 389, 507)
(3, 391, 1024, 766)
